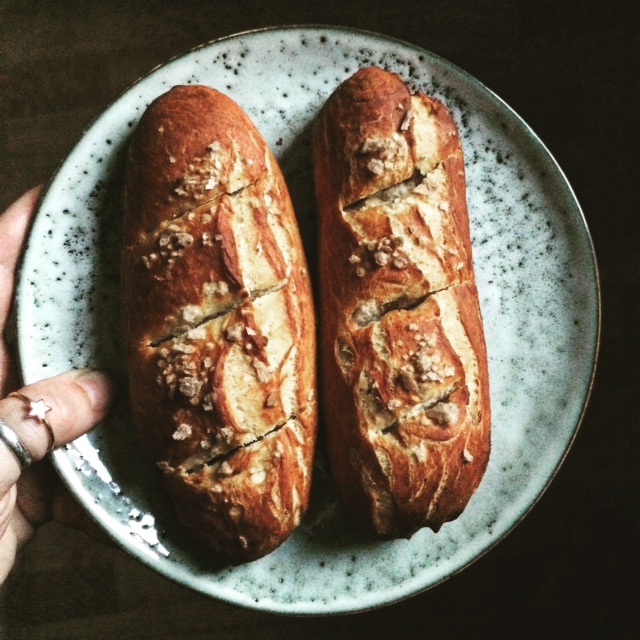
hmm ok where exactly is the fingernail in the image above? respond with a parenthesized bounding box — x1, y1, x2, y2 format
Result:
(74, 369, 116, 414)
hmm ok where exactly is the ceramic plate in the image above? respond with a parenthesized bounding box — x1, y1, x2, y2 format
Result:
(15, 26, 599, 615)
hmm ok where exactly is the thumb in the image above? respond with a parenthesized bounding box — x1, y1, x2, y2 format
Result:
(0, 369, 115, 494)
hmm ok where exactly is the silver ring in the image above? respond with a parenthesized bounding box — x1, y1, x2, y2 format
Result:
(0, 418, 32, 469)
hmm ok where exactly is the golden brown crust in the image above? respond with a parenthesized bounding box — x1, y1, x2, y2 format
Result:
(314, 67, 490, 538)
(317, 67, 414, 207)
(123, 85, 316, 563)
(124, 85, 267, 245)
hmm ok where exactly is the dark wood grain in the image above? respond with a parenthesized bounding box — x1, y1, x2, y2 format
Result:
(1, 0, 638, 637)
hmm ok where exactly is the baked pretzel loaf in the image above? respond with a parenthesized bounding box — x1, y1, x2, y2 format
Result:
(313, 68, 491, 538)
(123, 85, 317, 563)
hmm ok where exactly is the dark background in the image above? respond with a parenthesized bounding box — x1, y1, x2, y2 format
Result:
(1, 1, 638, 638)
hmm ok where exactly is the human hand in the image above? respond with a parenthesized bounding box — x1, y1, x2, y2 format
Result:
(0, 187, 115, 584)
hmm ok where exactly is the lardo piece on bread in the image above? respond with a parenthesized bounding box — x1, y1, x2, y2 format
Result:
(313, 67, 491, 538)
(122, 85, 317, 563)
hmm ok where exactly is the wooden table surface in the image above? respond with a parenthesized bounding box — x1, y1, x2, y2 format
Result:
(1, 1, 637, 638)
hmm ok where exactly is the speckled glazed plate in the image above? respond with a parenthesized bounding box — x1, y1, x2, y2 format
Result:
(15, 26, 599, 614)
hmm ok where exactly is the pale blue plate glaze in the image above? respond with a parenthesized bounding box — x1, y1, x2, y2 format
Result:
(15, 25, 599, 614)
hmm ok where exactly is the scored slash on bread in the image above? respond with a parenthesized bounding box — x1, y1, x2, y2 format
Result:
(314, 67, 491, 538)
(123, 85, 316, 563)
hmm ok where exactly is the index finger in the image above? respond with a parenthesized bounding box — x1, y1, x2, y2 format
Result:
(0, 186, 43, 319)
(0, 186, 43, 395)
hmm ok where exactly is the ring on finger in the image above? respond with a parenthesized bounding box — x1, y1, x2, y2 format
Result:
(0, 418, 32, 469)
(7, 391, 55, 454)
